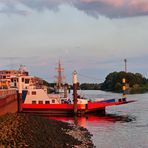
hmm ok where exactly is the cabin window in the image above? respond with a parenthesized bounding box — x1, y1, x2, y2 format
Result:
(45, 101, 50, 104)
(11, 78, 14, 82)
(3, 76, 6, 79)
(32, 91, 36, 95)
(22, 78, 24, 82)
(118, 99, 122, 102)
(38, 101, 43, 104)
(52, 100, 55, 103)
(32, 101, 36, 104)
(25, 79, 30, 84)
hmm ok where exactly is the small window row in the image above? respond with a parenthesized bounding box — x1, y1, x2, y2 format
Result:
(32, 100, 55, 104)
(27, 91, 36, 95)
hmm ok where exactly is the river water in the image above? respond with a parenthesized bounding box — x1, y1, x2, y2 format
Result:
(49, 90, 148, 148)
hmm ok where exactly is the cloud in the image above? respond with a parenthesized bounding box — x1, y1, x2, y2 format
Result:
(0, 7, 29, 16)
(0, 0, 148, 18)
(72, 0, 148, 18)
(0, 1, 30, 15)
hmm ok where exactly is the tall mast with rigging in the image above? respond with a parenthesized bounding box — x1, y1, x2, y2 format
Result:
(55, 60, 65, 91)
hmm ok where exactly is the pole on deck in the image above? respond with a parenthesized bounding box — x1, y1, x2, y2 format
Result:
(73, 70, 78, 115)
(122, 78, 126, 99)
(18, 76, 22, 113)
(64, 83, 68, 98)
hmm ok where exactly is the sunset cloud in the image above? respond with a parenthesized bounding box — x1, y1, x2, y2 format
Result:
(0, 0, 148, 18)
(72, 0, 148, 18)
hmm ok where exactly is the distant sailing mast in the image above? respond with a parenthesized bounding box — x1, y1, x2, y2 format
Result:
(55, 60, 65, 92)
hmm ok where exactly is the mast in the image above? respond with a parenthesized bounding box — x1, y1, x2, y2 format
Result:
(124, 59, 127, 73)
(55, 60, 65, 91)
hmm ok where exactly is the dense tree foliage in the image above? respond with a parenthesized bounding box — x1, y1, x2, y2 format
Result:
(101, 71, 148, 93)
(79, 83, 101, 90)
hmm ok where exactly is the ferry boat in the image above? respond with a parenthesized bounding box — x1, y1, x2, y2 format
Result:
(11, 72, 134, 116)
(21, 87, 134, 115)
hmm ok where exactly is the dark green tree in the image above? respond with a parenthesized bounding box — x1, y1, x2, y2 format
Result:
(101, 71, 148, 94)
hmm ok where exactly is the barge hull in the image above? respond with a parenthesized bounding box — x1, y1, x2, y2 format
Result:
(21, 101, 133, 116)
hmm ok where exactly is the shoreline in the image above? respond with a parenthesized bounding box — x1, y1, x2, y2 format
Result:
(0, 113, 94, 148)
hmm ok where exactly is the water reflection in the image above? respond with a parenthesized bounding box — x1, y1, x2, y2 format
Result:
(50, 90, 148, 148)
(48, 113, 136, 127)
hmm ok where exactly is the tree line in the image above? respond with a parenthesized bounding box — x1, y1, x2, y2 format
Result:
(43, 71, 148, 94)
(100, 71, 148, 94)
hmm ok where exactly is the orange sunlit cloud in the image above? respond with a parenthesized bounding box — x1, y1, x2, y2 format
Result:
(77, 0, 148, 17)
(129, 0, 148, 12)
(80, 0, 148, 10)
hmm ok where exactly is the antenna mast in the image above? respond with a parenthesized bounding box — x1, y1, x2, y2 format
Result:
(124, 59, 127, 73)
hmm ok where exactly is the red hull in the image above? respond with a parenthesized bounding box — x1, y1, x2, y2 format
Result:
(22, 100, 134, 115)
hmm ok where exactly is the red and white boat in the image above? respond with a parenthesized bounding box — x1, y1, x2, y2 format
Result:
(21, 88, 134, 115)
(14, 72, 134, 116)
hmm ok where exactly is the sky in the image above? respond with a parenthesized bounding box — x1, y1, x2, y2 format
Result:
(0, 0, 148, 83)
